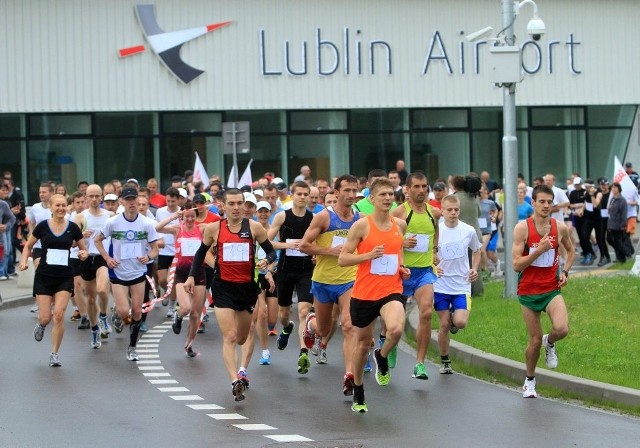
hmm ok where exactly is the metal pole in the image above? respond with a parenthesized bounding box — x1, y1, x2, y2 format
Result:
(231, 122, 238, 188)
(502, 0, 518, 297)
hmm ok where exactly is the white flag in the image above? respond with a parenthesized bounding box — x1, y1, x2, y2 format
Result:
(193, 152, 209, 185)
(227, 164, 238, 188)
(613, 156, 637, 200)
(238, 159, 253, 189)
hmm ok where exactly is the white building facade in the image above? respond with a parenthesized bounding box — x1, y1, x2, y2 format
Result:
(1, 0, 639, 200)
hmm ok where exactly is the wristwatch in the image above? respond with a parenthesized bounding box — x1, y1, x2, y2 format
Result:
(562, 270, 569, 278)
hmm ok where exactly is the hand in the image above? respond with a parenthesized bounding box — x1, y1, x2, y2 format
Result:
(400, 266, 411, 280)
(289, 241, 301, 251)
(329, 245, 343, 257)
(403, 235, 417, 249)
(433, 253, 440, 266)
(558, 272, 568, 288)
(436, 265, 444, 276)
(19, 261, 28, 271)
(266, 274, 275, 292)
(78, 250, 88, 261)
(0, 224, 6, 232)
(183, 277, 195, 295)
(83, 229, 94, 239)
(256, 259, 268, 271)
(468, 268, 479, 282)
(537, 232, 553, 253)
(369, 245, 385, 260)
(137, 255, 149, 264)
(106, 256, 119, 269)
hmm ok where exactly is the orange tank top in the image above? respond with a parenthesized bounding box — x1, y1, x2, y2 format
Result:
(352, 215, 404, 301)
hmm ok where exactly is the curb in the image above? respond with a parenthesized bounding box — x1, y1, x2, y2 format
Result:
(0, 295, 35, 311)
(404, 304, 640, 408)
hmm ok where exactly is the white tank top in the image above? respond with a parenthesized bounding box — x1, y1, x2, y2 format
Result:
(82, 208, 112, 255)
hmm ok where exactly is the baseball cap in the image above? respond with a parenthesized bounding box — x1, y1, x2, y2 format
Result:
(256, 200, 271, 211)
(253, 189, 264, 197)
(171, 175, 183, 183)
(240, 185, 252, 193)
(104, 193, 118, 201)
(120, 187, 138, 199)
(126, 178, 139, 185)
(177, 188, 188, 198)
(276, 182, 287, 191)
(243, 192, 258, 205)
(272, 177, 284, 185)
(625, 162, 633, 168)
(599, 178, 610, 185)
(573, 177, 582, 185)
(356, 190, 365, 198)
(193, 193, 207, 203)
(184, 169, 194, 178)
(433, 182, 446, 191)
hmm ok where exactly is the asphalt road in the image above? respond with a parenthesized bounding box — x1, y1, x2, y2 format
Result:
(1, 303, 639, 448)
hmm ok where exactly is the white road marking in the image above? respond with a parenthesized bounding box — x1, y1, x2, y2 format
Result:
(142, 372, 171, 377)
(136, 344, 159, 348)
(138, 354, 160, 359)
(207, 413, 247, 420)
(170, 395, 204, 401)
(264, 435, 314, 442)
(233, 424, 277, 431)
(186, 404, 225, 410)
(135, 349, 159, 353)
(158, 387, 190, 392)
(149, 379, 178, 384)
(137, 360, 162, 364)
(138, 365, 165, 371)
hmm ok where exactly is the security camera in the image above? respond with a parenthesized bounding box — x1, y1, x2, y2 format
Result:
(465, 26, 494, 42)
(527, 16, 545, 41)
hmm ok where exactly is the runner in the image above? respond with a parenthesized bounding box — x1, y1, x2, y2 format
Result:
(67, 191, 90, 330)
(299, 174, 360, 394)
(433, 194, 481, 375)
(75, 184, 114, 349)
(267, 181, 315, 375)
(21, 194, 88, 366)
(27, 183, 53, 313)
(338, 178, 410, 413)
(512, 184, 574, 398)
(184, 188, 276, 401)
(156, 188, 181, 315)
(390, 172, 440, 380)
(94, 187, 160, 361)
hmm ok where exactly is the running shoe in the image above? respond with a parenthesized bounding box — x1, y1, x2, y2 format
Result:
(542, 334, 558, 369)
(439, 362, 453, 374)
(110, 306, 116, 323)
(166, 305, 175, 318)
(297, 352, 311, 374)
(139, 321, 148, 333)
(98, 314, 112, 336)
(185, 346, 198, 358)
(277, 321, 294, 350)
(310, 337, 321, 356)
(70, 309, 81, 321)
(412, 362, 428, 380)
(30, 304, 39, 313)
(259, 351, 271, 365)
(49, 352, 61, 367)
(91, 330, 101, 349)
(343, 372, 355, 396)
(522, 378, 537, 398)
(113, 315, 124, 333)
(232, 380, 246, 402)
(161, 293, 168, 307)
(203, 313, 209, 322)
(450, 309, 458, 334)
(302, 312, 316, 349)
(197, 323, 205, 334)
(237, 369, 250, 389)
(126, 346, 139, 362)
(316, 348, 327, 364)
(268, 328, 278, 336)
(351, 387, 367, 413)
(78, 316, 90, 330)
(373, 348, 390, 386)
(364, 352, 372, 373)
(33, 322, 45, 342)
(387, 345, 398, 369)
(172, 311, 183, 335)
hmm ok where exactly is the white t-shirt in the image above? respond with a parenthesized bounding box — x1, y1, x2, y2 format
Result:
(155, 206, 179, 256)
(101, 213, 159, 281)
(551, 186, 569, 223)
(81, 208, 112, 255)
(435, 221, 482, 295)
(29, 203, 52, 249)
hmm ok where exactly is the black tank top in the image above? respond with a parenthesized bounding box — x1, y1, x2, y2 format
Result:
(277, 209, 313, 272)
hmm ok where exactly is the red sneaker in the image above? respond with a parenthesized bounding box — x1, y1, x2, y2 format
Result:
(302, 312, 316, 349)
(343, 372, 355, 396)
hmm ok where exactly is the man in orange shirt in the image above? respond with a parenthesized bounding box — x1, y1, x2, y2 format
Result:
(339, 178, 410, 413)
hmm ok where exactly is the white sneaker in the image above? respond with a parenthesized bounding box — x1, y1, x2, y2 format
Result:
(30, 304, 39, 313)
(523, 378, 537, 398)
(542, 334, 558, 369)
(166, 305, 175, 318)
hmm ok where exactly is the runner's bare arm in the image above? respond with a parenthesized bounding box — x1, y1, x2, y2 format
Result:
(299, 211, 336, 256)
(266, 212, 289, 250)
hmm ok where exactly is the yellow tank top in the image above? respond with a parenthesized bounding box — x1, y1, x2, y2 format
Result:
(312, 208, 359, 284)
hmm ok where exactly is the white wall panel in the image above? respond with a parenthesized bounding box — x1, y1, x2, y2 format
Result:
(0, 0, 638, 112)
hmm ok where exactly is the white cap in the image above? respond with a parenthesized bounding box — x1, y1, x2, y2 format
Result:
(104, 193, 118, 201)
(178, 188, 188, 198)
(356, 190, 366, 198)
(272, 177, 284, 185)
(243, 192, 257, 205)
(126, 178, 139, 185)
(573, 177, 582, 185)
(253, 189, 264, 197)
(256, 200, 271, 211)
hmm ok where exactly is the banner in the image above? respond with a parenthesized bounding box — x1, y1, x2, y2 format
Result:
(227, 164, 238, 188)
(193, 152, 209, 185)
(613, 156, 637, 200)
(238, 159, 253, 189)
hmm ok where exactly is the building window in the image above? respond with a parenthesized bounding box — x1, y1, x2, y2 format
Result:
(350, 133, 402, 179)
(94, 138, 155, 185)
(412, 131, 470, 180)
(290, 111, 347, 131)
(529, 129, 586, 181)
(95, 113, 157, 136)
(413, 109, 468, 130)
(163, 112, 221, 134)
(29, 114, 91, 136)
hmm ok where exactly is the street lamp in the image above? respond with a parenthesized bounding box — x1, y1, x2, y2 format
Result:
(466, 0, 545, 298)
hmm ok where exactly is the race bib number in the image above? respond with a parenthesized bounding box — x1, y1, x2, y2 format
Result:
(285, 239, 305, 257)
(120, 243, 143, 260)
(440, 241, 465, 261)
(46, 249, 69, 266)
(223, 242, 250, 262)
(585, 202, 594, 212)
(406, 234, 430, 253)
(478, 218, 488, 229)
(180, 238, 201, 257)
(529, 245, 555, 268)
(331, 236, 346, 248)
(600, 209, 609, 218)
(491, 222, 497, 231)
(370, 254, 398, 275)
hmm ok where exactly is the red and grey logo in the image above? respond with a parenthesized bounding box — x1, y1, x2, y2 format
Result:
(119, 4, 231, 84)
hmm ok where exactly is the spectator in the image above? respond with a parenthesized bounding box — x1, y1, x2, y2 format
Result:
(625, 162, 639, 187)
(607, 182, 628, 263)
(294, 165, 311, 183)
(147, 178, 167, 209)
(395, 160, 408, 185)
